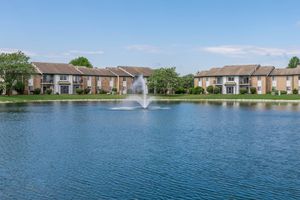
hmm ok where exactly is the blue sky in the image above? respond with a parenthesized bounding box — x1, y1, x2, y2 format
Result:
(1, 0, 300, 74)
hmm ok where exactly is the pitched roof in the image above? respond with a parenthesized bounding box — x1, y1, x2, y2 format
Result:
(196, 65, 259, 77)
(217, 65, 259, 76)
(106, 67, 132, 77)
(118, 66, 153, 77)
(195, 68, 221, 77)
(270, 66, 300, 76)
(76, 67, 115, 76)
(32, 62, 82, 75)
(253, 66, 275, 76)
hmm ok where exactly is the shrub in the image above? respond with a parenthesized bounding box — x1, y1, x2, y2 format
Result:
(281, 90, 287, 95)
(275, 90, 287, 95)
(293, 88, 298, 94)
(175, 87, 185, 94)
(76, 88, 84, 95)
(112, 88, 117, 92)
(239, 88, 248, 94)
(84, 87, 91, 94)
(98, 89, 108, 94)
(213, 86, 221, 94)
(14, 81, 25, 94)
(45, 88, 52, 95)
(206, 85, 214, 94)
(250, 87, 257, 94)
(33, 88, 41, 95)
(190, 86, 204, 94)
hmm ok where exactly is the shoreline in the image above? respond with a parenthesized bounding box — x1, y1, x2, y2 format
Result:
(2, 98, 300, 104)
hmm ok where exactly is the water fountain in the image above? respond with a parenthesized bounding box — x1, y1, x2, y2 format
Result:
(128, 75, 153, 109)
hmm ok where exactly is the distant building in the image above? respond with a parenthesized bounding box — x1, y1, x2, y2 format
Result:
(26, 62, 153, 95)
(194, 65, 275, 94)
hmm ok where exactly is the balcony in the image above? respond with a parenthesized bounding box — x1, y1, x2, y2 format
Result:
(42, 79, 54, 84)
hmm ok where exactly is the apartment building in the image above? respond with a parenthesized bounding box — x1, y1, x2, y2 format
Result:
(76, 67, 116, 94)
(195, 65, 261, 94)
(107, 66, 153, 94)
(26, 62, 153, 95)
(251, 66, 274, 94)
(270, 66, 300, 94)
(31, 62, 83, 94)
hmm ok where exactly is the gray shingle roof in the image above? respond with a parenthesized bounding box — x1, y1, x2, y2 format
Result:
(253, 66, 275, 76)
(196, 65, 259, 77)
(270, 66, 300, 76)
(118, 66, 153, 77)
(76, 67, 116, 76)
(32, 62, 82, 75)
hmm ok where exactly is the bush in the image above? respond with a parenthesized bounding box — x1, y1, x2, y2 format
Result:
(14, 81, 25, 94)
(84, 88, 91, 94)
(112, 88, 117, 92)
(275, 90, 287, 95)
(213, 86, 221, 94)
(281, 90, 287, 95)
(98, 89, 108, 94)
(33, 88, 41, 95)
(250, 87, 257, 94)
(293, 88, 298, 94)
(175, 87, 185, 94)
(239, 88, 248, 94)
(45, 88, 52, 95)
(190, 86, 204, 94)
(76, 88, 84, 95)
(206, 85, 214, 94)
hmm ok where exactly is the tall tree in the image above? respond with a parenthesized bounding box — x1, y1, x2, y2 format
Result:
(0, 51, 34, 95)
(69, 56, 93, 68)
(180, 74, 194, 89)
(148, 67, 180, 94)
(288, 56, 300, 68)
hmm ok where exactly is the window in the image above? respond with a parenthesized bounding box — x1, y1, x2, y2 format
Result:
(228, 77, 234, 81)
(217, 77, 222, 84)
(73, 76, 81, 82)
(87, 76, 91, 81)
(60, 75, 68, 81)
(60, 85, 69, 94)
(206, 77, 209, 81)
(257, 76, 261, 81)
(123, 77, 126, 82)
(258, 87, 261, 91)
(272, 76, 276, 81)
(287, 87, 291, 91)
(286, 76, 292, 81)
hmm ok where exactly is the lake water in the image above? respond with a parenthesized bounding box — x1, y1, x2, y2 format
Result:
(1, 101, 300, 199)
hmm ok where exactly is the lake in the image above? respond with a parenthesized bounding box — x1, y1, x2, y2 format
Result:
(1, 101, 300, 199)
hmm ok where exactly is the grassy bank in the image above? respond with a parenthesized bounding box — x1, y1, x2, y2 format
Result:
(2, 94, 300, 103)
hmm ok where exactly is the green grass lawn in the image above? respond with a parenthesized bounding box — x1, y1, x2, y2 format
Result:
(1, 94, 300, 103)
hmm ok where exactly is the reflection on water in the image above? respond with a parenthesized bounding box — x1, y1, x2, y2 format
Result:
(196, 101, 300, 112)
(0, 101, 300, 199)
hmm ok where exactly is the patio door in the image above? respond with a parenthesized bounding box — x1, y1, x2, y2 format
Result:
(226, 86, 234, 94)
(60, 85, 69, 94)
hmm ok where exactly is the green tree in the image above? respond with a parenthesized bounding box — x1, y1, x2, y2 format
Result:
(288, 56, 300, 68)
(69, 56, 93, 68)
(148, 67, 180, 94)
(180, 74, 194, 90)
(0, 51, 34, 95)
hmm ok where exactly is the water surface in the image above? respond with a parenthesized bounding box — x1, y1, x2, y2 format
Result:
(1, 101, 300, 199)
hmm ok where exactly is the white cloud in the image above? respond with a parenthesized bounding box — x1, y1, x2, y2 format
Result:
(202, 45, 300, 57)
(126, 44, 161, 53)
(0, 48, 37, 56)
